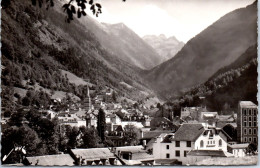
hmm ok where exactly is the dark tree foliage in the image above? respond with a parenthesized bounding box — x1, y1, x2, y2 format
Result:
(31, 0, 126, 22)
(1, 125, 41, 164)
(123, 125, 140, 146)
(246, 143, 258, 155)
(97, 108, 106, 142)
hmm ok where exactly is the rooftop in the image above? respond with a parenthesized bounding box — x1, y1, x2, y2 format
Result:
(71, 148, 115, 160)
(25, 154, 75, 166)
(141, 130, 173, 140)
(239, 101, 257, 108)
(228, 143, 249, 149)
(173, 123, 204, 141)
(187, 150, 226, 157)
(115, 146, 144, 153)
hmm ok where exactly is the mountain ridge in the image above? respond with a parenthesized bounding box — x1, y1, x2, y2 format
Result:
(144, 1, 257, 99)
(143, 34, 184, 63)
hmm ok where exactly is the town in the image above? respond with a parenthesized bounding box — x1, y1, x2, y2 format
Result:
(1, 0, 258, 166)
(1, 86, 258, 166)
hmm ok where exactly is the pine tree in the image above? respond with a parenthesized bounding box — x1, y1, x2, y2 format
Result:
(97, 108, 106, 142)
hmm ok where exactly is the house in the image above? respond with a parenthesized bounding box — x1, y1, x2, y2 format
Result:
(237, 101, 258, 143)
(57, 113, 86, 127)
(69, 148, 120, 165)
(199, 112, 219, 127)
(23, 154, 75, 166)
(227, 143, 249, 157)
(153, 123, 231, 165)
(180, 106, 207, 120)
(140, 130, 174, 148)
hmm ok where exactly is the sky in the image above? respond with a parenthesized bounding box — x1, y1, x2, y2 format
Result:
(88, 0, 255, 42)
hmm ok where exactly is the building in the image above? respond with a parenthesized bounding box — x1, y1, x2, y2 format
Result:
(180, 107, 207, 120)
(69, 148, 120, 165)
(227, 143, 249, 157)
(237, 101, 258, 143)
(57, 112, 86, 127)
(113, 146, 154, 165)
(24, 154, 75, 166)
(186, 150, 230, 165)
(153, 123, 231, 165)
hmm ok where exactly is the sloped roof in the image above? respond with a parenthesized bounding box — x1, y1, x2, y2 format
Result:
(162, 134, 174, 143)
(228, 143, 249, 149)
(115, 146, 144, 153)
(26, 154, 75, 166)
(173, 123, 204, 141)
(132, 152, 154, 160)
(141, 130, 173, 140)
(71, 148, 114, 160)
(187, 150, 226, 157)
(239, 101, 257, 108)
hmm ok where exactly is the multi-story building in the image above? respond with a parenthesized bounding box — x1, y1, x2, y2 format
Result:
(153, 123, 231, 165)
(237, 101, 258, 143)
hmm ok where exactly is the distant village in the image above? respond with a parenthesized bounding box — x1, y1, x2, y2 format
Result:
(1, 86, 258, 166)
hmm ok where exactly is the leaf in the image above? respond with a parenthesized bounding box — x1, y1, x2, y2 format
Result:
(89, 0, 93, 5)
(77, 9, 82, 18)
(80, 3, 86, 9)
(90, 4, 95, 10)
(95, 3, 102, 8)
(82, 11, 87, 16)
(71, 5, 76, 14)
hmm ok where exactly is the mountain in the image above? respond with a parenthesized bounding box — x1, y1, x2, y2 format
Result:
(144, 1, 257, 99)
(143, 34, 185, 63)
(180, 44, 257, 112)
(75, 16, 162, 69)
(1, 0, 156, 112)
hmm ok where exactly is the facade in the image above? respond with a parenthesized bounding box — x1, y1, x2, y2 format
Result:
(237, 101, 258, 143)
(153, 123, 230, 165)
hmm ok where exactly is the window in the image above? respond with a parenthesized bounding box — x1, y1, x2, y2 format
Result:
(166, 153, 170, 158)
(244, 116, 247, 121)
(187, 141, 191, 147)
(249, 121, 252, 127)
(253, 109, 257, 115)
(244, 121, 247, 127)
(249, 109, 252, 115)
(175, 141, 180, 147)
(166, 145, 169, 149)
(243, 109, 247, 115)
(175, 150, 180, 157)
(254, 128, 257, 135)
(244, 137, 247, 142)
(184, 151, 187, 157)
(249, 128, 252, 135)
(249, 117, 252, 121)
(244, 128, 247, 135)
(253, 137, 257, 143)
(219, 139, 222, 147)
(248, 137, 252, 142)
(200, 140, 204, 148)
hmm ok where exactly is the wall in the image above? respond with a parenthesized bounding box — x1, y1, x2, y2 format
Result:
(153, 138, 194, 165)
(186, 155, 211, 165)
(194, 131, 228, 152)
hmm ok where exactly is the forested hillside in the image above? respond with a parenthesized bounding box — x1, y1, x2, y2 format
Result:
(1, 0, 153, 114)
(175, 44, 257, 113)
